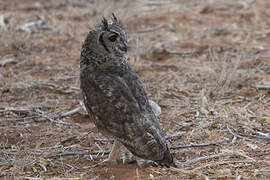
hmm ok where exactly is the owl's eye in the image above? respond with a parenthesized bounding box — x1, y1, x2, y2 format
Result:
(109, 34, 118, 42)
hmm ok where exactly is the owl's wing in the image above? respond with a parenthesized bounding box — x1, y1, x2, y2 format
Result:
(80, 70, 171, 163)
(81, 70, 149, 137)
(121, 69, 157, 121)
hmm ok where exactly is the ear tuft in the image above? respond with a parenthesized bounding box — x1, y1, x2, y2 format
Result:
(111, 13, 118, 24)
(101, 17, 109, 30)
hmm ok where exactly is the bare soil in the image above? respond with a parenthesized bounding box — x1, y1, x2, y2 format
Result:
(0, 0, 269, 179)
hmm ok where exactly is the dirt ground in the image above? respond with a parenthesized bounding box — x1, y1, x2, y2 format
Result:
(0, 0, 269, 179)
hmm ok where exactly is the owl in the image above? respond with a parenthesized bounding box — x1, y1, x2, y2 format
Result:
(80, 14, 174, 167)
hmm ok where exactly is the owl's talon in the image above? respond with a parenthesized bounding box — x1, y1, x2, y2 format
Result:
(120, 146, 136, 164)
(135, 158, 157, 168)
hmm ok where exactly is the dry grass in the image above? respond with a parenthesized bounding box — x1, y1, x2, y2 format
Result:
(0, 0, 270, 179)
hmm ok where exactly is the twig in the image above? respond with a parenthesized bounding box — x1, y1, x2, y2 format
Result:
(44, 150, 110, 159)
(87, 159, 107, 169)
(256, 84, 270, 90)
(18, 19, 45, 34)
(0, 107, 30, 114)
(60, 106, 81, 118)
(181, 154, 225, 166)
(237, 131, 270, 140)
(62, 162, 77, 173)
(21, 177, 80, 180)
(256, 131, 270, 138)
(166, 131, 186, 140)
(95, 142, 104, 154)
(212, 175, 246, 179)
(165, 48, 204, 56)
(181, 149, 254, 166)
(227, 125, 246, 140)
(227, 125, 263, 143)
(56, 135, 79, 146)
(0, 107, 72, 125)
(40, 82, 77, 94)
(222, 149, 255, 161)
(0, 56, 20, 67)
(171, 139, 227, 150)
(34, 109, 72, 126)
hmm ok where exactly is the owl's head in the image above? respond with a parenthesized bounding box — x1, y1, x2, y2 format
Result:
(96, 14, 128, 56)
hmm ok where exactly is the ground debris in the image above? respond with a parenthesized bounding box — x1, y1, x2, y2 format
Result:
(0, 0, 270, 179)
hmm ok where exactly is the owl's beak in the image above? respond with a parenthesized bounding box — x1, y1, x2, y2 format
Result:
(120, 40, 128, 53)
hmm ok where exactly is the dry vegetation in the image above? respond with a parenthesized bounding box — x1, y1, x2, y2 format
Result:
(0, 0, 270, 179)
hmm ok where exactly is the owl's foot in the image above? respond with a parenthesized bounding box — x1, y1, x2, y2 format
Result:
(119, 146, 136, 164)
(135, 158, 158, 168)
(119, 147, 158, 167)
(106, 140, 135, 165)
(108, 140, 158, 167)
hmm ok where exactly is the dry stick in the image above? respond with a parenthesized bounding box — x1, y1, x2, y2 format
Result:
(0, 115, 39, 123)
(237, 131, 270, 140)
(171, 139, 227, 150)
(256, 84, 270, 90)
(35, 109, 72, 126)
(37, 162, 47, 172)
(170, 167, 210, 180)
(166, 131, 186, 140)
(0, 107, 72, 125)
(54, 159, 77, 173)
(40, 82, 77, 94)
(44, 150, 110, 159)
(0, 108, 40, 123)
(60, 106, 81, 118)
(256, 130, 270, 138)
(0, 107, 30, 114)
(181, 149, 254, 167)
(56, 135, 79, 146)
(165, 48, 204, 56)
(226, 125, 264, 144)
(21, 177, 80, 180)
(84, 159, 108, 169)
(181, 153, 225, 167)
(213, 175, 245, 179)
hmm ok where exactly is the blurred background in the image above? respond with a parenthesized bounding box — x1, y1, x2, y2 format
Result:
(0, 0, 269, 179)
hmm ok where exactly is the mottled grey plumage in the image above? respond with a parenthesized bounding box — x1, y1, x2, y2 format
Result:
(80, 14, 174, 166)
